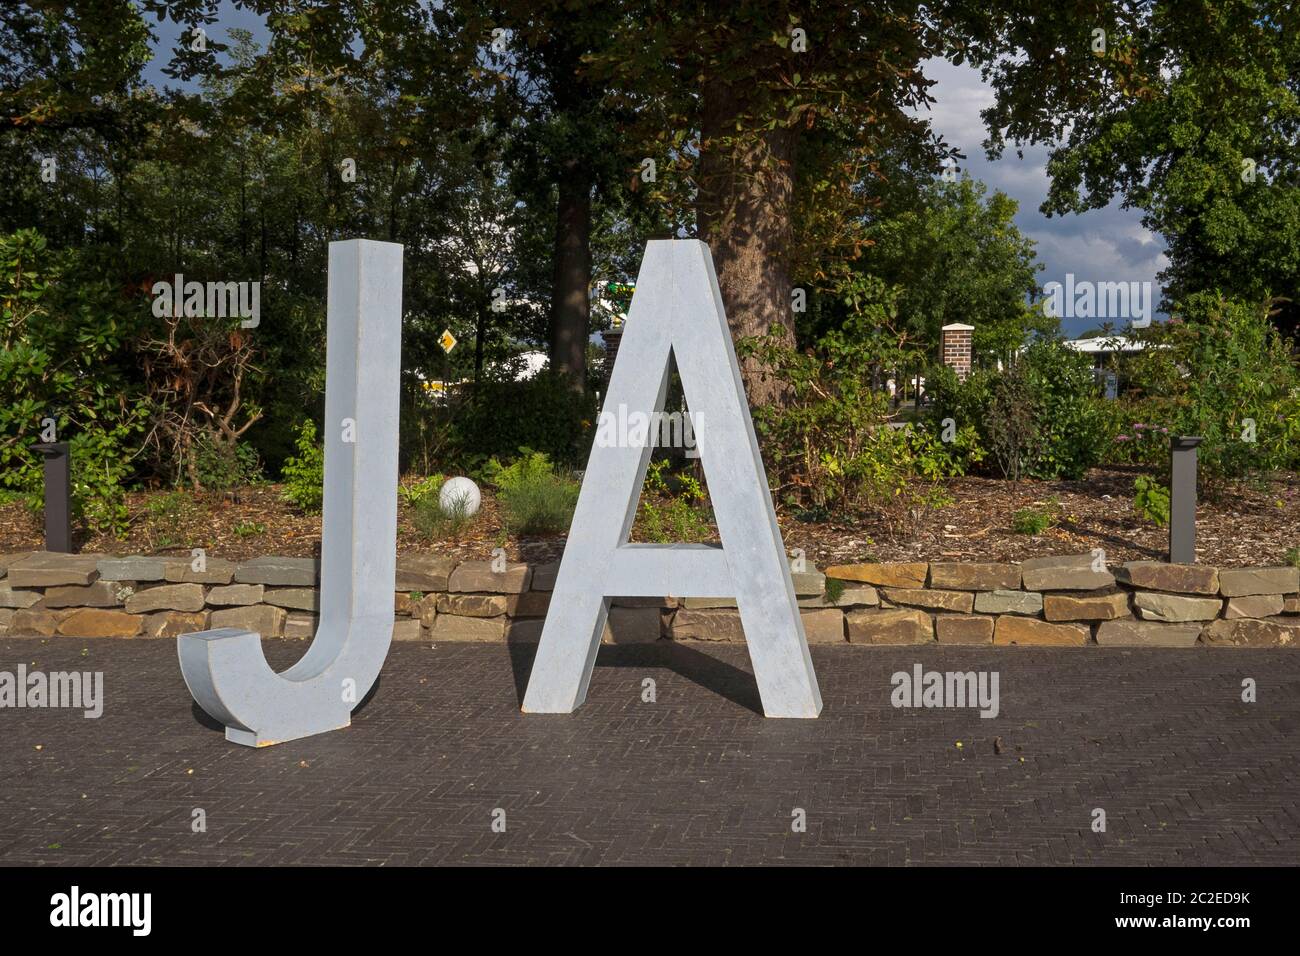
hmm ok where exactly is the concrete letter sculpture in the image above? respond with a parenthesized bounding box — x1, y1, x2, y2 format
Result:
(523, 240, 822, 718)
(178, 240, 403, 746)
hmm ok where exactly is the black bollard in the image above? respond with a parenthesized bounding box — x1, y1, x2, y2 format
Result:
(31, 442, 72, 553)
(1169, 436, 1203, 564)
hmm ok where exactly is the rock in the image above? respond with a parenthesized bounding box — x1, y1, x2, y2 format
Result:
(602, 606, 661, 644)
(394, 591, 413, 615)
(234, 556, 320, 587)
(1020, 553, 1114, 591)
(507, 619, 546, 642)
(57, 608, 142, 638)
(0, 584, 43, 609)
(671, 608, 746, 642)
(1284, 595, 1300, 615)
(973, 590, 1043, 616)
(437, 593, 509, 617)
(9, 608, 61, 636)
(1096, 620, 1201, 647)
(417, 596, 438, 629)
(395, 554, 456, 591)
(210, 604, 287, 637)
(790, 570, 826, 596)
(430, 614, 505, 642)
(799, 608, 846, 643)
(1043, 591, 1130, 621)
(1200, 617, 1298, 647)
(845, 608, 933, 645)
(993, 616, 1089, 646)
(0, 552, 32, 580)
(262, 587, 320, 612)
(164, 557, 237, 584)
(530, 562, 560, 591)
(879, 588, 973, 613)
(0, 608, 12, 633)
(124, 583, 206, 614)
(7, 552, 100, 588)
(1132, 591, 1223, 622)
(206, 584, 265, 607)
(449, 561, 532, 593)
(1114, 561, 1218, 595)
(1223, 594, 1285, 619)
(509, 591, 552, 617)
(825, 562, 927, 589)
(935, 615, 994, 645)
(41, 581, 125, 608)
(392, 619, 423, 641)
(284, 614, 317, 639)
(143, 610, 209, 638)
(832, 586, 880, 608)
(928, 562, 1021, 591)
(1218, 567, 1300, 597)
(97, 556, 168, 582)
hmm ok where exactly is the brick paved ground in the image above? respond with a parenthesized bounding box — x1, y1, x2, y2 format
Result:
(0, 638, 1297, 865)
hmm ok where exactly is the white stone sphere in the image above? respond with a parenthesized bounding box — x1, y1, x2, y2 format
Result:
(439, 476, 481, 516)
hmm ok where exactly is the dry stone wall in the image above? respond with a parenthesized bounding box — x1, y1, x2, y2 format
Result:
(1, 551, 1298, 647)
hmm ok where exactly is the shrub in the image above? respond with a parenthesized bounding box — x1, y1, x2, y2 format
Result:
(193, 434, 263, 491)
(1012, 500, 1059, 535)
(450, 370, 595, 467)
(280, 419, 324, 513)
(1133, 475, 1171, 527)
(488, 449, 579, 535)
(637, 459, 713, 543)
(412, 488, 476, 541)
(1123, 293, 1300, 485)
(399, 474, 445, 507)
(1020, 340, 1116, 480)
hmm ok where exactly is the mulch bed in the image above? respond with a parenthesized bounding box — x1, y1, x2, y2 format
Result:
(1, 467, 1297, 569)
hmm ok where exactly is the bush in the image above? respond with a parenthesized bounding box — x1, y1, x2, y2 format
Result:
(1122, 293, 1300, 485)
(1012, 500, 1059, 535)
(193, 434, 263, 491)
(280, 419, 324, 513)
(1133, 475, 1171, 527)
(1020, 340, 1116, 480)
(488, 449, 579, 535)
(450, 370, 595, 467)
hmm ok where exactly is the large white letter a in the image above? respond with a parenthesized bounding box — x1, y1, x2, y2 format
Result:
(522, 240, 822, 718)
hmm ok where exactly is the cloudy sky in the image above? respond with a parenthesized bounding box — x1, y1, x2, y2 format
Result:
(920, 58, 1169, 336)
(143, 19, 1166, 338)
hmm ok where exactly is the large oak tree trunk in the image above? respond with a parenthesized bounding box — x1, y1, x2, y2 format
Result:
(697, 76, 798, 406)
(551, 163, 592, 390)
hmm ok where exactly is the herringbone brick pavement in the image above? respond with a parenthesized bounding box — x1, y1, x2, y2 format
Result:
(0, 638, 1296, 865)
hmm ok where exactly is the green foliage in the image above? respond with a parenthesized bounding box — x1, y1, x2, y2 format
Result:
(488, 449, 580, 536)
(280, 420, 324, 514)
(1133, 475, 1171, 528)
(824, 577, 846, 605)
(399, 474, 446, 507)
(740, 330, 964, 533)
(412, 490, 476, 542)
(0, 229, 145, 535)
(1020, 340, 1116, 480)
(637, 459, 713, 543)
(192, 435, 263, 492)
(1124, 294, 1300, 484)
(1284, 547, 1300, 569)
(1012, 500, 1059, 536)
(450, 371, 595, 468)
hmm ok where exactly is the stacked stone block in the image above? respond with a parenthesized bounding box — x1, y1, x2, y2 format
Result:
(1, 550, 1298, 647)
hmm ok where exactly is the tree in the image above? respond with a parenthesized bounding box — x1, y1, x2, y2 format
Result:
(968, 1, 1300, 334)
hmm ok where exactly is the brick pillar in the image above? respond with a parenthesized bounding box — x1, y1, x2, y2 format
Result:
(940, 323, 974, 380)
(601, 329, 622, 386)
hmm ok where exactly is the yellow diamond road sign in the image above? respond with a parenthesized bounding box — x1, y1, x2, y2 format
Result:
(439, 329, 457, 353)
